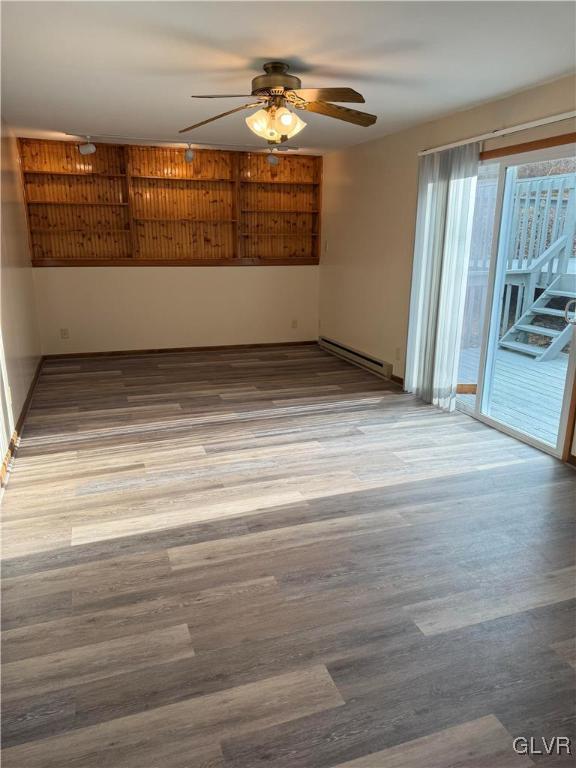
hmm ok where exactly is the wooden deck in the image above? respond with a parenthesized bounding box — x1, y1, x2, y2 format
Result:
(457, 347, 569, 446)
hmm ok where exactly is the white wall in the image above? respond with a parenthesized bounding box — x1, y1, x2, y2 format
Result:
(33, 265, 319, 354)
(320, 74, 576, 378)
(0, 122, 41, 448)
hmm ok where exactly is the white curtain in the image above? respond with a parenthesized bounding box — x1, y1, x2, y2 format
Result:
(405, 143, 479, 410)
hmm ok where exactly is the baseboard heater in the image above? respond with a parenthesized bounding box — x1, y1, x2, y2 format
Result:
(319, 336, 395, 381)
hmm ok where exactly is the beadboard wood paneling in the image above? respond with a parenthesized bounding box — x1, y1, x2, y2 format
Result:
(128, 145, 234, 181)
(240, 182, 318, 212)
(28, 203, 129, 232)
(31, 231, 131, 262)
(239, 152, 320, 183)
(130, 178, 235, 222)
(20, 140, 125, 176)
(25, 175, 126, 205)
(133, 220, 236, 262)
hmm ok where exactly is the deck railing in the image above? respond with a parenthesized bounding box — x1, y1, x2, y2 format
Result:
(462, 171, 576, 348)
(469, 172, 576, 274)
(506, 173, 575, 271)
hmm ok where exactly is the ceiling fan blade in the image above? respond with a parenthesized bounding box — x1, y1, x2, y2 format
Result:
(303, 101, 377, 127)
(190, 94, 255, 98)
(292, 88, 365, 104)
(179, 103, 261, 134)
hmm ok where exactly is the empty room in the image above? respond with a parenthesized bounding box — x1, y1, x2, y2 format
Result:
(1, 1, 576, 766)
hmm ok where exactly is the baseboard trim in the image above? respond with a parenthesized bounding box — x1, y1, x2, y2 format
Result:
(44, 340, 318, 360)
(1, 357, 44, 488)
(319, 336, 400, 384)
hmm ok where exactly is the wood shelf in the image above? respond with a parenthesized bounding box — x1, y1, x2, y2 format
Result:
(31, 228, 130, 234)
(32, 258, 319, 267)
(240, 179, 319, 186)
(19, 138, 322, 266)
(241, 232, 318, 237)
(241, 209, 319, 213)
(32, 259, 133, 266)
(27, 201, 128, 206)
(133, 218, 237, 223)
(24, 170, 126, 178)
(131, 175, 233, 182)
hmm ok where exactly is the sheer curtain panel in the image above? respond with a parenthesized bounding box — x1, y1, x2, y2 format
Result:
(405, 143, 479, 410)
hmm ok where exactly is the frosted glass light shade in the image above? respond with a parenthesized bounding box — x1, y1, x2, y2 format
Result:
(245, 109, 271, 139)
(246, 107, 306, 143)
(274, 107, 307, 139)
(78, 142, 96, 155)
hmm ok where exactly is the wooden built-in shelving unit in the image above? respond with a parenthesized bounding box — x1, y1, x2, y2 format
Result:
(18, 139, 322, 266)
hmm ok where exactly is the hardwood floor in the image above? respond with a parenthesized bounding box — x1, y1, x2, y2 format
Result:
(1, 343, 575, 767)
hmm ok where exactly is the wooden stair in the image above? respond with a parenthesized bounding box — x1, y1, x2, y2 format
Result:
(498, 274, 575, 361)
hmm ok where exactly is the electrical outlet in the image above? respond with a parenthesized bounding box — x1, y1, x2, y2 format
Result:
(60, 328, 70, 340)
(291, 319, 298, 329)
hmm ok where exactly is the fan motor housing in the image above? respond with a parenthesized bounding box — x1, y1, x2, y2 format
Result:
(251, 61, 301, 95)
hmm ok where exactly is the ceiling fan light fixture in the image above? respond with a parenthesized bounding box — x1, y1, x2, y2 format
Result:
(179, 61, 376, 137)
(184, 145, 195, 163)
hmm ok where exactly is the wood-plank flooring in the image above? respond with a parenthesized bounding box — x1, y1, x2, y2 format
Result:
(1, 343, 575, 767)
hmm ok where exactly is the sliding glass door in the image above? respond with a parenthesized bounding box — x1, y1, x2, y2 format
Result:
(457, 145, 576, 456)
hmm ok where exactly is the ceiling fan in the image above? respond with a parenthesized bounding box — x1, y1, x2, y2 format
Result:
(179, 61, 377, 144)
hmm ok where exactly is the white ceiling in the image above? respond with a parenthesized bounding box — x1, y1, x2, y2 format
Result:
(2, 1, 575, 154)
